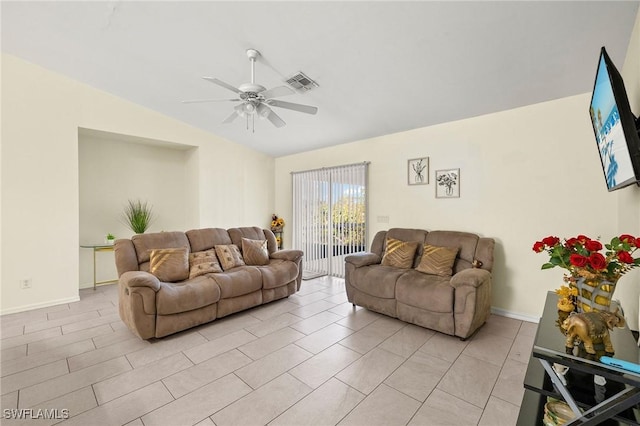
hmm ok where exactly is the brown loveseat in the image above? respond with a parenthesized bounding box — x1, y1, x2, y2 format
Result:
(114, 227, 303, 339)
(345, 228, 494, 339)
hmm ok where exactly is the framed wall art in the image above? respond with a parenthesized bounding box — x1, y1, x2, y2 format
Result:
(408, 157, 429, 185)
(435, 168, 460, 198)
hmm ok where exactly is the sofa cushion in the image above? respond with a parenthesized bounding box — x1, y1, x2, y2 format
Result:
(242, 238, 269, 266)
(425, 231, 479, 274)
(209, 266, 263, 299)
(229, 227, 278, 255)
(156, 275, 221, 315)
(381, 238, 419, 269)
(215, 244, 246, 271)
(132, 231, 190, 265)
(258, 259, 299, 290)
(186, 228, 232, 252)
(189, 250, 223, 278)
(149, 247, 189, 282)
(350, 265, 407, 299)
(395, 270, 454, 313)
(416, 244, 459, 276)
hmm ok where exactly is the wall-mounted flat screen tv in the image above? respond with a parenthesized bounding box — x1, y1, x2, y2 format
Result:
(589, 46, 640, 191)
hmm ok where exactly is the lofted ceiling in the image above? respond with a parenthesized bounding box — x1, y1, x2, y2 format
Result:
(2, 1, 638, 157)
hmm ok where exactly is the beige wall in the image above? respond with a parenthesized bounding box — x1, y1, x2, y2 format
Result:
(275, 97, 640, 325)
(1, 54, 275, 314)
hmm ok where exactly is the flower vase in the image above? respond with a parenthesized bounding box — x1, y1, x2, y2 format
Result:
(571, 277, 617, 313)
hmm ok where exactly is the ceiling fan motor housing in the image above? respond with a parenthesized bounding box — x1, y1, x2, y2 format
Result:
(239, 83, 267, 94)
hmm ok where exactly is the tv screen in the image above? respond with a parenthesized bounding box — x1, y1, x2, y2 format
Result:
(589, 47, 640, 191)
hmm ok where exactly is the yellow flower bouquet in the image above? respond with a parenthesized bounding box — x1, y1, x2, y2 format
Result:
(271, 214, 285, 232)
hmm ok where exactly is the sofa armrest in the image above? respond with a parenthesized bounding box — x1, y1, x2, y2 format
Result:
(120, 271, 161, 292)
(450, 268, 491, 289)
(345, 253, 382, 268)
(270, 249, 303, 263)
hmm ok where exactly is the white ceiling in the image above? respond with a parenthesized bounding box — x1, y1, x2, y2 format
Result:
(2, 1, 638, 157)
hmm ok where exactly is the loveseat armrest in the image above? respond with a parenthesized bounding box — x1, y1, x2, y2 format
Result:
(450, 268, 491, 289)
(345, 253, 382, 268)
(270, 249, 304, 263)
(120, 271, 161, 292)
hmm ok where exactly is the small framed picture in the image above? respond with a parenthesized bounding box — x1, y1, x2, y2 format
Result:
(435, 168, 460, 198)
(408, 157, 429, 185)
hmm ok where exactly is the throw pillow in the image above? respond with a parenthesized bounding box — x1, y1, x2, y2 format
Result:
(416, 244, 459, 276)
(149, 247, 189, 282)
(215, 244, 246, 271)
(189, 249, 223, 279)
(381, 237, 419, 269)
(242, 238, 269, 266)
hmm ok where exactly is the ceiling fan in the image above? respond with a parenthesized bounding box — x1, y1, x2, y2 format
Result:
(182, 49, 318, 130)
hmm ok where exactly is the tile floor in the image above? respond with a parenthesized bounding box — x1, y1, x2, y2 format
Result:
(0, 276, 537, 425)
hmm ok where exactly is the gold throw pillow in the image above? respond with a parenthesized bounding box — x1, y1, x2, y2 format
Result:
(416, 244, 459, 276)
(214, 244, 246, 271)
(242, 238, 270, 266)
(149, 247, 189, 282)
(189, 249, 223, 278)
(381, 237, 419, 269)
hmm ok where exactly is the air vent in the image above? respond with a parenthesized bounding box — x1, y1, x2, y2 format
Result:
(285, 72, 319, 92)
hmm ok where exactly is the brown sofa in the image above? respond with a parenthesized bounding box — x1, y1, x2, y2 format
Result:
(345, 228, 494, 339)
(114, 226, 303, 339)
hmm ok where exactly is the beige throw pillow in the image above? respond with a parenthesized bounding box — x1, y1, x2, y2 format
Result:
(242, 238, 270, 266)
(381, 237, 419, 269)
(416, 244, 459, 276)
(215, 244, 246, 271)
(189, 249, 223, 278)
(149, 247, 189, 282)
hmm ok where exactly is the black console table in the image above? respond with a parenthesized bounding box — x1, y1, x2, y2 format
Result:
(518, 291, 640, 425)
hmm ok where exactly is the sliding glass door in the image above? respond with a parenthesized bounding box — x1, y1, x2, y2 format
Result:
(292, 162, 368, 278)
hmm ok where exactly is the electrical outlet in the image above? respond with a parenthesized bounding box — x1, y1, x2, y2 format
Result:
(20, 279, 32, 289)
(377, 215, 390, 223)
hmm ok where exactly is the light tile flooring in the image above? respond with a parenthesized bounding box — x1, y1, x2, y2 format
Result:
(0, 276, 537, 425)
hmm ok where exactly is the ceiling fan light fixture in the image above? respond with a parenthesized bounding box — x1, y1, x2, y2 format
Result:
(243, 103, 256, 114)
(256, 103, 271, 119)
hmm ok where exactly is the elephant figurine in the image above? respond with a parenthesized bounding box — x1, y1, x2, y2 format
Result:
(562, 309, 625, 354)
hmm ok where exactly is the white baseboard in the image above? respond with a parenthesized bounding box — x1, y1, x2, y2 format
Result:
(0, 296, 80, 316)
(491, 306, 539, 324)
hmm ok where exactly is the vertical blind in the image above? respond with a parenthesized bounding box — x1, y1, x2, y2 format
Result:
(292, 162, 368, 278)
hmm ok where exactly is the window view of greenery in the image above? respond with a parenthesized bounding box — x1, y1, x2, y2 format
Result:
(308, 183, 366, 256)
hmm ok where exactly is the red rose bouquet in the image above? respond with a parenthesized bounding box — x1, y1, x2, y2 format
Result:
(533, 234, 640, 281)
(533, 234, 640, 311)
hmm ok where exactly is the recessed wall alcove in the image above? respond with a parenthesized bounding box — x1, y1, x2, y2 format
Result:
(78, 128, 198, 288)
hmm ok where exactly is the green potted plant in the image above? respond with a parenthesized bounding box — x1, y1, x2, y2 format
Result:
(122, 199, 155, 234)
(105, 233, 116, 245)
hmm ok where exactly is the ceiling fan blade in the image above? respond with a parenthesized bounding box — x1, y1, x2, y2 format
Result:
(261, 86, 295, 99)
(181, 98, 241, 104)
(202, 77, 242, 94)
(222, 111, 240, 124)
(267, 99, 318, 115)
(265, 108, 286, 128)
